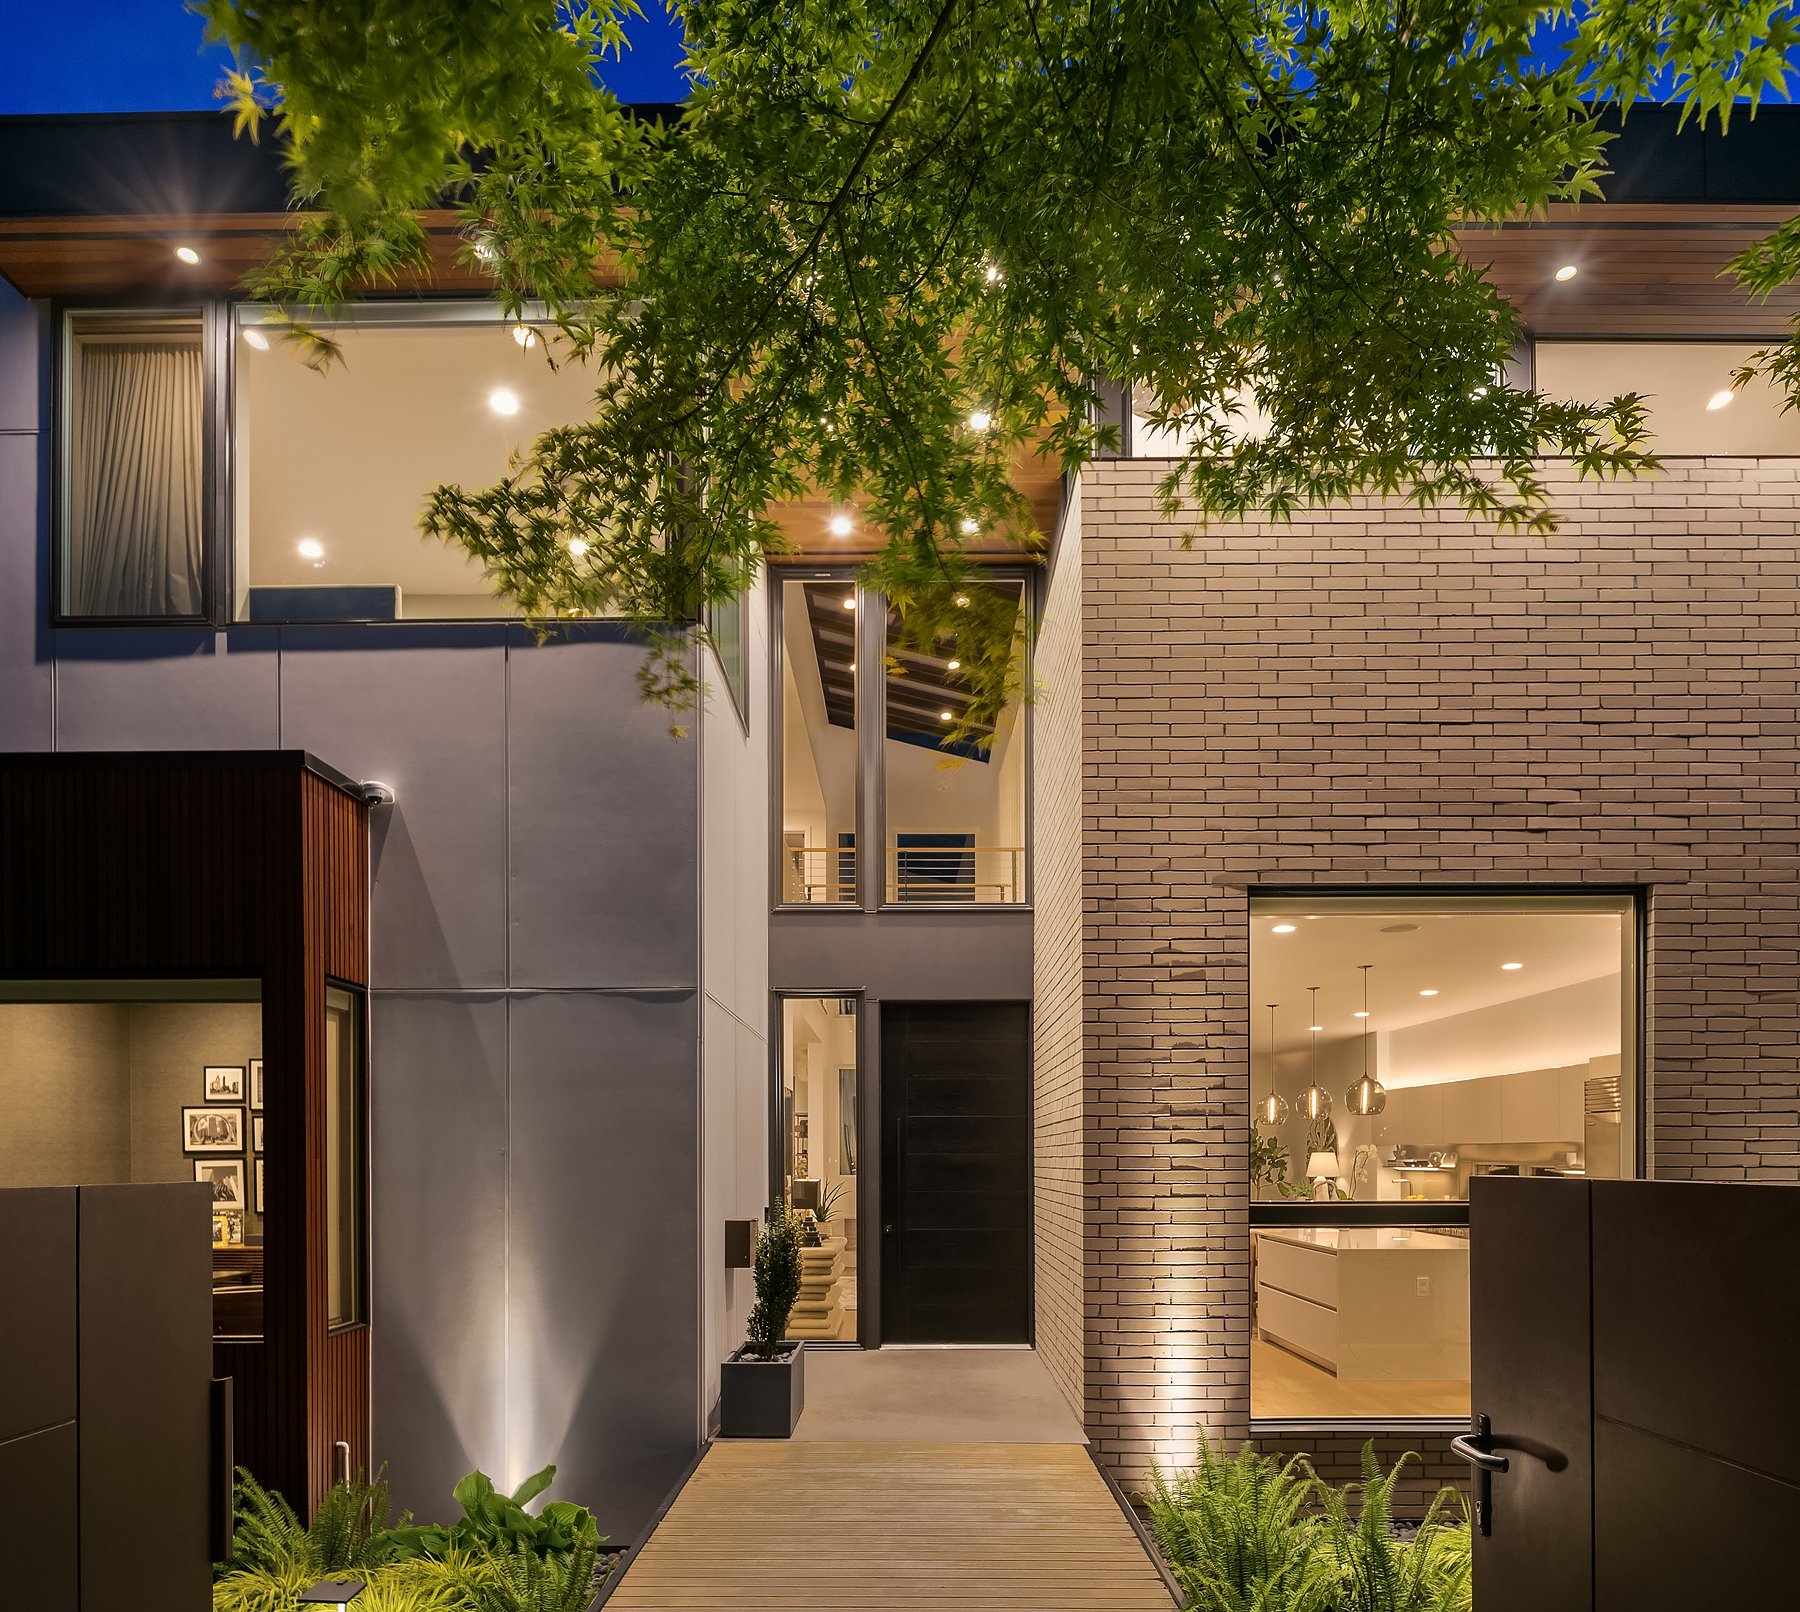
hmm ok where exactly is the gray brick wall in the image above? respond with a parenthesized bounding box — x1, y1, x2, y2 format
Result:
(1032, 480, 1087, 1418)
(1068, 455, 1800, 1507)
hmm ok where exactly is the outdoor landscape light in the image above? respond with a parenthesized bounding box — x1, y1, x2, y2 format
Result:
(966, 409, 992, 431)
(829, 512, 854, 536)
(297, 538, 324, 561)
(488, 388, 520, 415)
(945, 658, 960, 671)
(174, 245, 200, 265)
(1554, 263, 1578, 281)
(1707, 389, 1735, 411)
(242, 327, 270, 350)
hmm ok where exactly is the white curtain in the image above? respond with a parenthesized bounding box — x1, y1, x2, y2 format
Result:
(68, 334, 204, 616)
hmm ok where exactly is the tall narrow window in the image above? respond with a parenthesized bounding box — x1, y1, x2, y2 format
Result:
(777, 996, 859, 1341)
(324, 984, 366, 1330)
(883, 579, 1027, 904)
(62, 311, 205, 619)
(779, 578, 859, 903)
(1248, 892, 1637, 1422)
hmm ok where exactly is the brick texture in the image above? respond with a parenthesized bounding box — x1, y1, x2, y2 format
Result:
(1032, 480, 1087, 1418)
(1064, 455, 1800, 1508)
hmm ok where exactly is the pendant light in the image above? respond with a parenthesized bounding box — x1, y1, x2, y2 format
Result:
(1346, 963, 1389, 1116)
(1300, 985, 1332, 1122)
(1258, 1002, 1290, 1127)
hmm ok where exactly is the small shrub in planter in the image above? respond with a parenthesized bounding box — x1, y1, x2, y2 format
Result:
(720, 1206, 806, 1438)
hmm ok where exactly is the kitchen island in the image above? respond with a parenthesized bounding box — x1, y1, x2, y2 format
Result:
(1254, 1226, 1470, 1383)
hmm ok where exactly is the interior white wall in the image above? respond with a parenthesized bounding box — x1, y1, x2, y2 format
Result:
(1380, 974, 1622, 1088)
(779, 587, 855, 870)
(698, 573, 770, 1428)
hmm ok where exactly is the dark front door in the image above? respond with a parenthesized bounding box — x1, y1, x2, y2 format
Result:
(1465, 1178, 1800, 1607)
(880, 1002, 1030, 1343)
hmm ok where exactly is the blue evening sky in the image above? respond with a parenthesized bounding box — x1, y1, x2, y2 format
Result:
(0, 0, 688, 114)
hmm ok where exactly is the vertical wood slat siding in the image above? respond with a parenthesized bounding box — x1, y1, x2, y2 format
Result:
(0, 752, 368, 1511)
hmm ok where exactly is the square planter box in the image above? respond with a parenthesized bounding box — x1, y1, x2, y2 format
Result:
(719, 1343, 805, 1438)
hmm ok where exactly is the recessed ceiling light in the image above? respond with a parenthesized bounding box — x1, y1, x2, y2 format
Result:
(568, 539, 590, 558)
(961, 517, 980, 535)
(945, 658, 961, 671)
(174, 245, 200, 265)
(1308, 1024, 1323, 1032)
(939, 710, 954, 722)
(1554, 264, 1578, 282)
(488, 388, 520, 415)
(1501, 961, 1525, 971)
(828, 513, 854, 537)
(1353, 1010, 1370, 1019)
(983, 261, 1003, 284)
(1706, 388, 1735, 411)
(473, 237, 499, 265)
(242, 327, 269, 351)
(512, 324, 536, 349)
(966, 410, 992, 432)
(1419, 988, 1439, 997)
(297, 538, 324, 560)
(841, 595, 856, 610)
(1271, 923, 1297, 934)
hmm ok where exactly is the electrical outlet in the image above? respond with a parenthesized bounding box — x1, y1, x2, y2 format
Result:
(1416, 1276, 1431, 1297)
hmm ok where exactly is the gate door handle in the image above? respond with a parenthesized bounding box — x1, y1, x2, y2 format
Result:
(1451, 1413, 1509, 1535)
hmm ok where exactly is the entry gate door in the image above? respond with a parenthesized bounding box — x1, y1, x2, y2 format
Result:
(1462, 1179, 1800, 1608)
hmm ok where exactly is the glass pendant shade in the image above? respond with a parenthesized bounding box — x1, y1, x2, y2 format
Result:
(1258, 1003, 1289, 1126)
(1346, 964, 1388, 1116)
(1300, 984, 1331, 1120)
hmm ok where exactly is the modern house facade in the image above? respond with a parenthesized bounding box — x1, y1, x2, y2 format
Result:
(4, 106, 1800, 1535)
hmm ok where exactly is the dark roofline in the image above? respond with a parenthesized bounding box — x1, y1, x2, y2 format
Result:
(1, 101, 1797, 219)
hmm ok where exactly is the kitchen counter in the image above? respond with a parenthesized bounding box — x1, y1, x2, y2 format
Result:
(1254, 1227, 1470, 1383)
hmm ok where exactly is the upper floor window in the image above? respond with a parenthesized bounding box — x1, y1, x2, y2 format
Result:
(775, 570, 1029, 909)
(233, 304, 596, 622)
(59, 310, 207, 621)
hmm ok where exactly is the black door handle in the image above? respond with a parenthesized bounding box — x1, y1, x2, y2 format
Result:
(1450, 1434, 1509, 1473)
(1451, 1413, 1508, 1535)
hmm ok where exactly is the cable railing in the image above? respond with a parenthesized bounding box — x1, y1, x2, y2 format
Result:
(779, 843, 1024, 904)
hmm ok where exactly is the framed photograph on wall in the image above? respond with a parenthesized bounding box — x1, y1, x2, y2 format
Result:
(194, 1158, 244, 1209)
(255, 1158, 264, 1214)
(183, 1106, 243, 1154)
(252, 1116, 264, 1152)
(249, 1058, 264, 1112)
(203, 1065, 245, 1103)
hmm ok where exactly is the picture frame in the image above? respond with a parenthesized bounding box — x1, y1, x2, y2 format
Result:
(182, 1105, 244, 1154)
(249, 1058, 264, 1113)
(252, 1116, 264, 1153)
(218, 1209, 244, 1246)
(211, 1211, 229, 1246)
(203, 1064, 245, 1103)
(194, 1158, 244, 1209)
(255, 1158, 264, 1214)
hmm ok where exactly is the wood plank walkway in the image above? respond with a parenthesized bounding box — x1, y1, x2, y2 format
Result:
(602, 1442, 1179, 1610)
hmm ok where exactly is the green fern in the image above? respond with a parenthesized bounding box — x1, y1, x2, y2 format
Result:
(1313, 1445, 1472, 1612)
(222, 1468, 401, 1578)
(1146, 1441, 1334, 1612)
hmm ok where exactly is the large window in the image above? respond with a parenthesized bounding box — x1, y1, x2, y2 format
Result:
(60, 310, 207, 621)
(1248, 892, 1638, 1422)
(776, 571, 1029, 909)
(882, 581, 1027, 904)
(779, 577, 861, 903)
(233, 304, 597, 621)
(776, 996, 860, 1341)
(0, 977, 265, 1339)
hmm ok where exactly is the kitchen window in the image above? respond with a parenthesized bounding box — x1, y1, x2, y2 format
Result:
(1247, 891, 1639, 1424)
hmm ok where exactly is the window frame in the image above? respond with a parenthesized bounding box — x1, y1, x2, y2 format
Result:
(52, 298, 228, 628)
(323, 977, 370, 1336)
(1246, 883, 1646, 1435)
(769, 564, 1035, 914)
